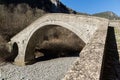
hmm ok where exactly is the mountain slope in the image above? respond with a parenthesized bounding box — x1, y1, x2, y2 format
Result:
(0, 0, 76, 13)
(0, 0, 79, 41)
(92, 11, 120, 20)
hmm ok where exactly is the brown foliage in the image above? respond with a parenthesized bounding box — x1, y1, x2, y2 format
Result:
(0, 4, 45, 41)
(0, 35, 10, 63)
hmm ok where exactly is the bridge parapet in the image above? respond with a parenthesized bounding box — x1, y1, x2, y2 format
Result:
(109, 20, 120, 28)
(63, 19, 108, 80)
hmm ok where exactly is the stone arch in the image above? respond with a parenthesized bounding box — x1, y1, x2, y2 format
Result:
(24, 21, 86, 63)
(12, 13, 106, 66)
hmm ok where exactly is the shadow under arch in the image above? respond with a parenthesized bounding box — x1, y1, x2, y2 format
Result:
(25, 25, 86, 65)
(7, 42, 19, 62)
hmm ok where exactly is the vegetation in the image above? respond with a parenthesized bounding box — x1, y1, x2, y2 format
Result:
(0, 0, 84, 63)
(0, 4, 45, 41)
(0, 0, 80, 41)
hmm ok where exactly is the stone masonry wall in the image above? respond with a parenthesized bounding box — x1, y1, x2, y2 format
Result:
(63, 20, 108, 80)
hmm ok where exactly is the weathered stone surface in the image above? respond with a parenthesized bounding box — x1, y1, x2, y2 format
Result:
(109, 20, 120, 28)
(63, 22, 108, 80)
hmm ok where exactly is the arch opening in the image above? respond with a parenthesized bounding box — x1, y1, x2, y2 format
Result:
(25, 25, 86, 64)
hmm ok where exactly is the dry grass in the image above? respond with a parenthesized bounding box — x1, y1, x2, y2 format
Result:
(0, 35, 11, 63)
(0, 4, 44, 63)
(0, 4, 45, 41)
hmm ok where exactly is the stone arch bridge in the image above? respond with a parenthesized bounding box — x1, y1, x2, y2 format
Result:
(8, 13, 109, 66)
(7, 13, 111, 79)
(7, 13, 110, 75)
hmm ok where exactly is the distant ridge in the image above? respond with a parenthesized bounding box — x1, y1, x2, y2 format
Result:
(0, 0, 77, 13)
(92, 11, 120, 20)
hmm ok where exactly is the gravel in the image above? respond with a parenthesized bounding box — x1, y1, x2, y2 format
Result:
(0, 57, 78, 80)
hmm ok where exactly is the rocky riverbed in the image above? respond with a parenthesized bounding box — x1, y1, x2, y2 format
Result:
(0, 57, 78, 80)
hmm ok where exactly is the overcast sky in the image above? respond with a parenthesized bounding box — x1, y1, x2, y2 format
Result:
(61, 0, 120, 16)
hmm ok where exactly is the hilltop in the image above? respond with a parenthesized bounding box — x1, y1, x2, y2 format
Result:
(93, 11, 120, 20)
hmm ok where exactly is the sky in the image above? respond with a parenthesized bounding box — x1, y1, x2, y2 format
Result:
(60, 0, 120, 16)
